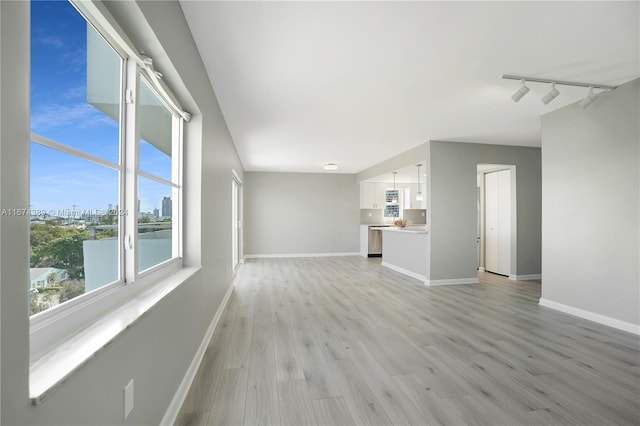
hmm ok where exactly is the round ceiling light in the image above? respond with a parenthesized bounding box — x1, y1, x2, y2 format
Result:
(324, 163, 338, 171)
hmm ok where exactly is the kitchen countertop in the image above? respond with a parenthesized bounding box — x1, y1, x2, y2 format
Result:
(371, 226, 427, 234)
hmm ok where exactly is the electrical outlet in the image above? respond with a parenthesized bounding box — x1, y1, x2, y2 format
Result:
(124, 379, 134, 419)
(368, 212, 372, 217)
(422, 212, 425, 217)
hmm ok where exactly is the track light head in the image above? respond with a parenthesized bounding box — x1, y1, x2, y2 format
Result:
(579, 86, 598, 108)
(541, 83, 560, 105)
(511, 79, 530, 102)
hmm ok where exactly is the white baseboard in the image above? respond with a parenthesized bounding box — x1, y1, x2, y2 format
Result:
(381, 261, 427, 282)
(509, 273, 542, 281)
(426, 277, 479, 286)
(539, 298, 640, 335)
(244, 252, 360, 259)
(160, 280, 235, 425)
(477, 267, 486, 272)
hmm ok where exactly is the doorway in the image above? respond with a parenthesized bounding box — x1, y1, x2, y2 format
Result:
(231, 173, 242, 273)
(477, 164, 515, 277)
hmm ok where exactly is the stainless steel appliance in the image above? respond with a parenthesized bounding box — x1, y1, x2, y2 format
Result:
(368, 225, 389, 257)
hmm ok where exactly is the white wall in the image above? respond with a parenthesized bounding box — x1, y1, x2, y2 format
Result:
(1, 1, 244, 424)
(1, 1, 31, 422)
(540, 78, 639, 332)
(244, 172, 359, 256)
(427, 141, 541, 282)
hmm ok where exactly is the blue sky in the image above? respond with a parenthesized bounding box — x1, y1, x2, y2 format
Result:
(30, 0, 172, 216)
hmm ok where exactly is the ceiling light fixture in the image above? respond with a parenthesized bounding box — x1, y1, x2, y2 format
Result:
(392, 171, 398, 204)
(511, 79, 530, 102)
(578, 86, 599, 108)
(415, 164, 423, 202)
(323, 163, 338, 171)
(502, 75, 616, 106)
(541, 82, 560, 105)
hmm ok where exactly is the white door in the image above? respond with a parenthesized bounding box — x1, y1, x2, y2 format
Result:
(485, 170, 511, 275)
(232, 178, 241, 271)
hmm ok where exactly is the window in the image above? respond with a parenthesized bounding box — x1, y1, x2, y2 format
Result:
(29, 0, 185, 322)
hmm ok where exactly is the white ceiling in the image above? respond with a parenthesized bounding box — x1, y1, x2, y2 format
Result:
(179, 1, 639, 175)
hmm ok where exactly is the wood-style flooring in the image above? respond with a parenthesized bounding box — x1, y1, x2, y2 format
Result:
(175, 256, 640, 426)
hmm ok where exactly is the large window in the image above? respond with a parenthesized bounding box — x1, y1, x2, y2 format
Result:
(29, 0, 184, 318)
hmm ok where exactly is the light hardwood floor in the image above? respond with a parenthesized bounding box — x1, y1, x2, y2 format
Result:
(175, 256, 640, 426)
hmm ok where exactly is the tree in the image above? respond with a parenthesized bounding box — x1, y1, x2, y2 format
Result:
(32, 232, 87, 279)
(96, 228, 116, 239)
(59, 279, 85, 303)
(100, 211, 117, 225)
(30, 222, 78, 248)
(47, 272, 57, 286)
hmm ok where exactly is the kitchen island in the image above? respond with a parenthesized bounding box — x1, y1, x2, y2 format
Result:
(375, 226, 428, 282)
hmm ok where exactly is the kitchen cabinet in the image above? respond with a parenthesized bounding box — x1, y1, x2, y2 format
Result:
(360, 182, 388, 209)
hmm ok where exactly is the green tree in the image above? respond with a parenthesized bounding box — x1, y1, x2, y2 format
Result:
(32, 232, 88, 279)
(100, 211, 117, 225)
(30, 222, 78, 248)
(96, 228, 116, 239)
(59, 279, 85, 303)
(47, 272, 57, 286)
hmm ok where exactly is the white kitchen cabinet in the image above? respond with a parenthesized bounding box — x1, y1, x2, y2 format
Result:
(360, 182, 388, 209)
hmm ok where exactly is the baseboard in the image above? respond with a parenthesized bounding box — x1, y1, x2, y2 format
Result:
(539, 298, 640, 335)
(509, 273, 542, 281)
(160, 280, 236, 425)
(477, 267, 486, 272)
(426, 277, 480, 286)
(244, 252, 360, 259)
(381, 261, 426, 282)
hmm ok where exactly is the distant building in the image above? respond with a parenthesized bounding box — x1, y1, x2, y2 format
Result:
(29, 267, 68, 288)
(161, 196, 171, 218)
(153, 207, 160, 219)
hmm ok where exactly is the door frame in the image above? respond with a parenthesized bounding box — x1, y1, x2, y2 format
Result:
(231, 170, 243, 273)
(477, 164, 517, 277)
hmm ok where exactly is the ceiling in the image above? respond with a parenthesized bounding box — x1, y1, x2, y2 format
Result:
(365, 162, 426, 184)
(179, 1, 639, 175)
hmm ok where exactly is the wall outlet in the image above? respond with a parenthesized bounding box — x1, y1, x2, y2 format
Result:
(368, 212, 372, 217)
(422, 212, 425, 217)
(124, 379, 134, 419)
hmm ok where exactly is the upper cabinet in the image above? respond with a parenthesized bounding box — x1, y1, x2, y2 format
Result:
(359, 182, 388, 209)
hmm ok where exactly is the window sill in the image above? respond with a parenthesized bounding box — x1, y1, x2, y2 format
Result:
(29, 266, 200, 405)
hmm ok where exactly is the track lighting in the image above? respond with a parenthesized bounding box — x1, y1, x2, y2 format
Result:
(502, 75, 616, 106)
(511, 79, 530, 102)
(579, 86, 599, 108)
(541, 83, 560, 105)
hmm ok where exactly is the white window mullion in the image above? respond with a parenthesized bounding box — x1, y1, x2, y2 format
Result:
(117, 57, 127, 286)
(123, 61, 139, 283)
(172, 115, 182, 259)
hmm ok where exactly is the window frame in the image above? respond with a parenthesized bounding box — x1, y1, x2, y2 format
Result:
(29, 0, 187, 360)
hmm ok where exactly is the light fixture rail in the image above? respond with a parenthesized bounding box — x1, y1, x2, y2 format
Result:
(502, 75, 617, 90)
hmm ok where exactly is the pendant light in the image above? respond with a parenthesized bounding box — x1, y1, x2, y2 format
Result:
(392, 171, 398, 204)
(416, 164, 423, 202)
